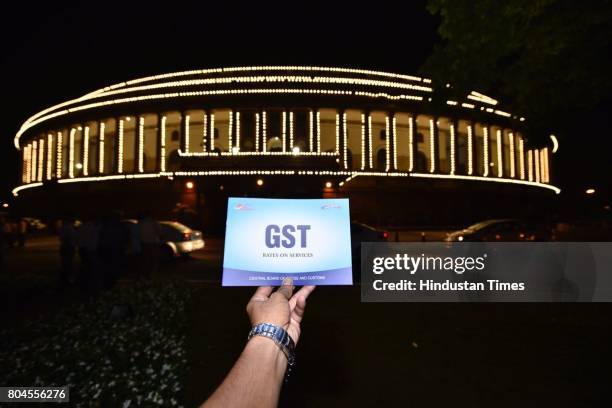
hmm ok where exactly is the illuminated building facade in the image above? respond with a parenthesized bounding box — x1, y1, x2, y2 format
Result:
(13, 66, 558, 228)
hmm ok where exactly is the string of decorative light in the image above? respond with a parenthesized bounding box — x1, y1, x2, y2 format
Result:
(62, 75, 435, 106)
(138, 117, 145, 172)
(368, 114, 373, 169)
(289, 111, 294, 150)
(209, 113, 215, 151)
(385, 116, 391, 172)
(13, 168, 560, 195)
(316, 111, 321, 154)
(31, 141, 37, 182)
(15, 88, 426, 147)
(18, 65, 432, 136)
(467, 91, 498, 106)
(467, 125, 473, 175)
(184, 114, 191, 154)
(534, 149, 540, 183)
(281, 111, 287, 153)
(178, 151, 337, 157)
(308, 110, 313, 152)
(496, 129, 503, 178)
(361, 113, 366, 170)
(37, 139, 44, 182)
(97, 66, 431, 92)
(519, 137, 525, 180)
(262, 111, 267, 152)
(160, 116, 167, 172)
(408, 116, 414, 171)
(236, 111, 241, 153)
(22, 145, 30, 183)
(202, 112, 208, 152)
(335, 113, 340, 155)
(98, 122, 105, 174)
(83, 126, 90, 176)
(410, 173, 560, 194)
(429, 119, 435, 173)
(46, 134, 53, 180)
(118, 120, 124, 174)
(255, 112, 260, 152)
(482, 127, 489, 177)
(543, 148, 550, 183)
(450, 122, 456, 175)
(56, 131, 63, 178)
(391, 115, 397, 170)
(343, 112, 348, 169)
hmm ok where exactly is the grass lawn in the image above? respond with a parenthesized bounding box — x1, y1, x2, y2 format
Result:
(0, 282, 191, 407)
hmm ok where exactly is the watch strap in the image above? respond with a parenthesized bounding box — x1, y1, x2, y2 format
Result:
(248, 323, 296, 381)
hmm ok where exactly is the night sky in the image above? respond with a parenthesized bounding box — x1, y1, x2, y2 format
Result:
(1, 1, 609, 207)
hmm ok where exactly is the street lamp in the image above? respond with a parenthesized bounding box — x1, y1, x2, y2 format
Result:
(2, 203, 8, 208)
(256, 179, 264, 186)
(185, 181, 194, 190)
(586, 188, 596, 195)
(325, 181, 333, 189)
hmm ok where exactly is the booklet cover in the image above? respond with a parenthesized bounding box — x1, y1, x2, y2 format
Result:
(222, 197, 353, 286)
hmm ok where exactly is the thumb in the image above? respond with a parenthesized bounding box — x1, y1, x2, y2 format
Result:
(274, 277, 294, 300)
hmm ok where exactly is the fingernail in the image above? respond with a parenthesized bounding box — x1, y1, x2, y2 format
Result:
(282, 277, 293, 286)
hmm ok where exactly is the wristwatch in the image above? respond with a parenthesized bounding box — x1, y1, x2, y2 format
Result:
(248, 322, 296, 381)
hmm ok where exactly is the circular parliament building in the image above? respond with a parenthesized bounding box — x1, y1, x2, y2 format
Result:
(13, 66, 559, 230)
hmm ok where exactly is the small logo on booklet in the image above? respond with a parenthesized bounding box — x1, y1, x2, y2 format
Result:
(234, 203, 254, 211)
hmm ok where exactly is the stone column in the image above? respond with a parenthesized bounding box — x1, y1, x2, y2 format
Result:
(156, 114, 164, 172)
(388, 111, 396, 171)
(180, 111, 187, 153)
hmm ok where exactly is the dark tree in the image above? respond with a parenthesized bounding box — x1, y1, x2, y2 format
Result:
(421, 0, 612, 140)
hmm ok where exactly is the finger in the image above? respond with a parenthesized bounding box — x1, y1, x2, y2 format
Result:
(289, 285, 316, 309)
(274, 277, 294, 300)
(291, 295, 308, 324)
(250, 286, 273, 302)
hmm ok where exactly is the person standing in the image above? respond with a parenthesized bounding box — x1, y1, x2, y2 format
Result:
(4, 219, 16, 247)
(17, 218, 27, 247)
(137, 213, 160, 281)
(58, 217, 77, 287)
(76, 217, 101, 294)
(99, 212, 128, 289)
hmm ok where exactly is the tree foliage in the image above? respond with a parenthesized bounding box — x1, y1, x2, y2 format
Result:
(421, 0, 612, 138)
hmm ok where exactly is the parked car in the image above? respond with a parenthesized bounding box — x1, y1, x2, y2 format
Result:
(158, 221, 204, 258)
(445, 219, 551, 242)
(122, 220, 205, 259)
(22, 217, 47, 232)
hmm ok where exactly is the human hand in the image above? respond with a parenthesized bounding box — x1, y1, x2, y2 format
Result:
(246, 278, 315, 345)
